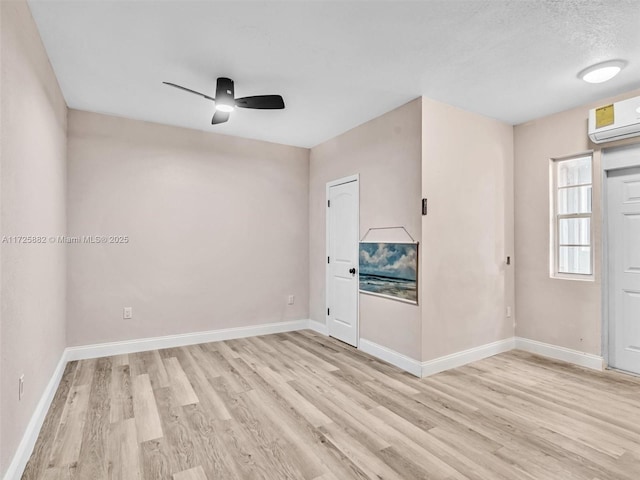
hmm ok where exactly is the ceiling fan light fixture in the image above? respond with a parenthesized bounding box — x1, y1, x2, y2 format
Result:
(163, 76, 284, 125)
(215, 103, 235, 113)
(578, 60, 626, 84)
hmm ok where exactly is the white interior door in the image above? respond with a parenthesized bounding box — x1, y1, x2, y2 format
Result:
(608, 166, 640, 374)
(326, 176, 359, 347)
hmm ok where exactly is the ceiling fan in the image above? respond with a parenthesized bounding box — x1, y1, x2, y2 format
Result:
(163, 77, 285, 125)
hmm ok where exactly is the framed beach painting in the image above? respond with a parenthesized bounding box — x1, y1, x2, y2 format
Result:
(359, 242, 418, 304)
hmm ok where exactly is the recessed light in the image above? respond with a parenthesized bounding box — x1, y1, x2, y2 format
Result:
(578, 60, 626, 84)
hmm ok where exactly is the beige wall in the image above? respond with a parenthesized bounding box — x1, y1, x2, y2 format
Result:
(309, 99, 423, 360)
(5, 5, 637, 471)
(0, 0, 68, 475)
(421, 97, 514, 361)
(514, 88, 640, 355)
(66, 110, 309, 346)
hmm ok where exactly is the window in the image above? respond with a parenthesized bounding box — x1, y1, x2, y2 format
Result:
(551, 155, 593, 278)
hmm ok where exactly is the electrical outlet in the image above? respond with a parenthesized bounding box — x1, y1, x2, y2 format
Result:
(506, 306, 512, 318)
(18, 375, 24, 400)
(123, 307, 133, 319)
(287, 295, 295, 305)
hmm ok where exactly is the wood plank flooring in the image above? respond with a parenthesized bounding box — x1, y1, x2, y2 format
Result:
(22, 330, 640, 479)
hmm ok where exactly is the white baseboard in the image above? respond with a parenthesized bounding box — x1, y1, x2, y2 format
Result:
(2, 352, 68, 480)
(307, 319, 329, 336)
(421, 337, 516, 377)
(3, 323, 607, 480)
(3, 318, 311, 480)
(358, 339, 422, 377)
(515, 337, 604, 371)
(358, 337, 516, 378)
(65, 319, 311, 361)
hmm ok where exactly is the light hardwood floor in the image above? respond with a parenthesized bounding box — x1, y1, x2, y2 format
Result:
(22, 330, 640, 479)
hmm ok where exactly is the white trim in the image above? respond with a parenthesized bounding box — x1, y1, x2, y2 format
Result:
(358, 337, 605, 378)
(601, 143, 640, 369)
(359, 337, 517, 378)
(551, 149, 595, 162)
(601, 142, 640, 171)
(2, 352, 68, 480)
(65, 319, 310, 361)
(3, 319, 313, 480)
(326, 173, 359, 189)
(4, 325, 611, 480)
(515, 337, 604, 371)
(358, 338, 422, 377)
(549, 154, 595, 281)
(307, 319, 329, 336)
(421, 338, 515, 377)
(325, 173, 360, 347)
(602, 157, 610, 365)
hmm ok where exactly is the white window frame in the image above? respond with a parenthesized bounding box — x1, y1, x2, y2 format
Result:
(550, 153, 594, 281)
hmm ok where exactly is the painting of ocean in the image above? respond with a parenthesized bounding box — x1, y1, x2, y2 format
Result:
(359, 242, 418, 304)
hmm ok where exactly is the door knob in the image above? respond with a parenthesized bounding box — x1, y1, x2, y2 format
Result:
(349, 267, 357, 275)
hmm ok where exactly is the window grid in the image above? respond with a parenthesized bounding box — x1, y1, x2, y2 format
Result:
(557, 183, 591, 190)
(552, 155, 593, 278)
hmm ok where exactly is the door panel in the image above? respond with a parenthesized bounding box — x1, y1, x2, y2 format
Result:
(623, 214, 640, 273)
(608, 166, 640, 374)
(327, 179, 358, 347)
(623, 179, 640, 203)
(622, 291, 640, 353)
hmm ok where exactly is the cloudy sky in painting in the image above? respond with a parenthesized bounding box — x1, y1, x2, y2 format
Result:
(359, 243, 417, 280)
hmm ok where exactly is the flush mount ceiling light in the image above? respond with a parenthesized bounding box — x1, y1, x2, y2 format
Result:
(578, 60, 626, 84)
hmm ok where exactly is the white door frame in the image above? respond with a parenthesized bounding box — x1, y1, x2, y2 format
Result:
(326, 173, 360, 346)
(601, 143, 640, 367)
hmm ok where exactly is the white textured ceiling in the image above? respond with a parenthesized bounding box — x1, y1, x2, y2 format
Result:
(28, 0, 640, 148)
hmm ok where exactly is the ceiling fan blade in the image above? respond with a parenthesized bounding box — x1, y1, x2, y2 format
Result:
(163, 82, 215, 101)
(235, 95, 285, 110)
(211, 110, 230, 125)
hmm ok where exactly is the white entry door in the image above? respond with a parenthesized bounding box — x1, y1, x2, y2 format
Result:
(608, 166, 640, 374)
(326, 176, 359, 347)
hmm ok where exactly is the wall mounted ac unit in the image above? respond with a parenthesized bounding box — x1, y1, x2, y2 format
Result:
(588, 96, 640, 144)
